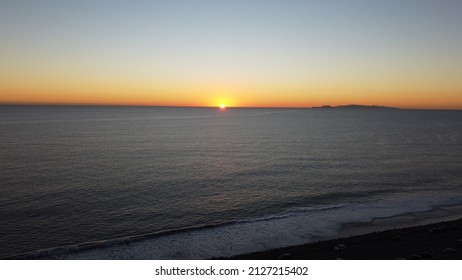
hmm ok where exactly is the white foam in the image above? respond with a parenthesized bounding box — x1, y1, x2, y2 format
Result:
(38, 191, 462, 260)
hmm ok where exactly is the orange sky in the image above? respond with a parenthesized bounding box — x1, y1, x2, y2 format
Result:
(2, 75, 461, 109)
(1, 1, 462, 109)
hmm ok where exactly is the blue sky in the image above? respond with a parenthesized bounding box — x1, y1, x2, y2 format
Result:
(1, 0, 462, 108)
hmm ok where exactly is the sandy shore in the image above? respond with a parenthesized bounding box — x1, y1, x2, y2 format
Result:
(230, 205, 462, 260)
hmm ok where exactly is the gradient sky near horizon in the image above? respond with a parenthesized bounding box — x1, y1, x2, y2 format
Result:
(1, 0, 462, 108)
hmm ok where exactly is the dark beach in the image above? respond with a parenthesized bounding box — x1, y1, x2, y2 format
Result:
(230, 206, 462, 260)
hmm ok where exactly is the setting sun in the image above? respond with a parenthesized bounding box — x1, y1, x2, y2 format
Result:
(1, 1, 462, 110)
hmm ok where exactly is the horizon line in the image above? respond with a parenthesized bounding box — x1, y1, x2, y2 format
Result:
(2, 102, 462, 110)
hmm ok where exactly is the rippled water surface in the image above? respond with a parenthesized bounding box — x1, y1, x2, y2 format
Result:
(1, 106, 461, 258)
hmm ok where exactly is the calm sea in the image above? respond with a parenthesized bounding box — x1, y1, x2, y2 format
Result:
(1, 105, 461, 259)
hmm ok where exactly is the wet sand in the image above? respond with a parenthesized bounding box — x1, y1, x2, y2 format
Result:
(230, 206, 462, 260)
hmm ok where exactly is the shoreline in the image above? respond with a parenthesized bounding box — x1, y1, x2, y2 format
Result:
(229, 205, 462, 260)
(337, 204, 462, 238)
(8, 204, 462, 260)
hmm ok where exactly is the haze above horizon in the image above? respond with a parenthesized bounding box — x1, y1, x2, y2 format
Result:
(1, 0, 462, 109)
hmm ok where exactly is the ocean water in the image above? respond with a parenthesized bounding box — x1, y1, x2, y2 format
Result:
(1, 105, 462, 259)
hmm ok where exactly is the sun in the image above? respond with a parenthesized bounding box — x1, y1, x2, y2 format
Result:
(220, 104, 226, 109)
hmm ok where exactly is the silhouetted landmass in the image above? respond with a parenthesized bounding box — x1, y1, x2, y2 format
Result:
(312, 104, 399, 110)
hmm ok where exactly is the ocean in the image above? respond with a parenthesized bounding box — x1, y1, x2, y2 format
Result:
(1, 105, 461, 259)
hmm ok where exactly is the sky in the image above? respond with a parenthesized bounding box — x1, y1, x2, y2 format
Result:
(1, 0, 462, 108)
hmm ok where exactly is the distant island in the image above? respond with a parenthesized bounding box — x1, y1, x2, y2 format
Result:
(311, 104, 399, 110)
